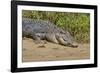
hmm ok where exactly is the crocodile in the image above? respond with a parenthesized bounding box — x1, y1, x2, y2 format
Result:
(22, 18, 78, 47)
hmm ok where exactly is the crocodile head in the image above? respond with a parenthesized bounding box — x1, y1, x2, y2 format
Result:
(56, 32, 78, 47)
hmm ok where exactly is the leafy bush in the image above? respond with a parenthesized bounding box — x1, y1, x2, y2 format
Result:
(22, 10, 90, 43)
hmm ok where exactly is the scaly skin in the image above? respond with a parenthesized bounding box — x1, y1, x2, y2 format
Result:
(22, 18, 78, 47)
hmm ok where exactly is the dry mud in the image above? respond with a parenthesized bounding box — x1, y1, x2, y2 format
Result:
(22, 38, 90, 62)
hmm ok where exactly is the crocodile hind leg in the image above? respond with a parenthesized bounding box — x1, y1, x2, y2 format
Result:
(32, 35, 44, 44)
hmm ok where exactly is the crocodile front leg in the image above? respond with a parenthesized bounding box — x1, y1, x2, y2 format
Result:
(45, 33, 58, 44)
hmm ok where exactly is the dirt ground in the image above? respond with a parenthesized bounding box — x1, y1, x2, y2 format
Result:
(22, 38, 90, 62)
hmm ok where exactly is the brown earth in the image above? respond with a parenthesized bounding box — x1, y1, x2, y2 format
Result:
(22, 38, 90, 62)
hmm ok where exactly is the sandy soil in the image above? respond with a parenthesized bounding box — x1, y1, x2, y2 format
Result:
(22, 38, 90, 62)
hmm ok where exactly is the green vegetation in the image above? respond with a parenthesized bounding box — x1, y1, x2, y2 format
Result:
(22, 10, 90, 43)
